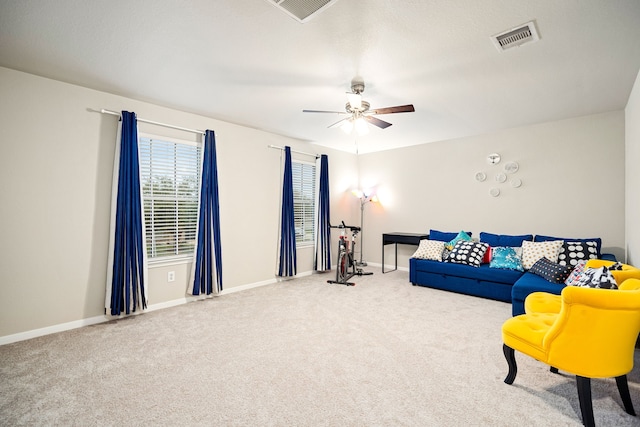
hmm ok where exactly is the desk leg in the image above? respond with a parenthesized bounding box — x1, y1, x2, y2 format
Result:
(383, 243, 398, 274)
(395, 243, 398, 271)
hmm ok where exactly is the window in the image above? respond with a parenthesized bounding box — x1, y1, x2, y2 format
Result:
(139, 134, 202, 260)
(292, 160, 316, 245)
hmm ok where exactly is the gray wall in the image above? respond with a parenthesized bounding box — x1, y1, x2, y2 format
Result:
(626, 69, 640, 265)
(357, 111, 626, 270)
(0, 67, 357, 338)
(0, 65, 636, 341)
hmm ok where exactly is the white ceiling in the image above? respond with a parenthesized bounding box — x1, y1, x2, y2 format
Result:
(1, 0, 640, 154)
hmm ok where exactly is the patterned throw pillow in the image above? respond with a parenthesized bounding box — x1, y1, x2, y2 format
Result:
(446, 230, 472, 250)
(521, 240, 564, 270)
(571, 266, 618, 289)
(411, 239, 445, 261)
(557, 241, 598, 267)
(609, 262, 624, 271)
(446, 240, 489, 268)
(529, 257, 573, 284)
(489, 246, 524, 271)
(564, 260, 588, 286)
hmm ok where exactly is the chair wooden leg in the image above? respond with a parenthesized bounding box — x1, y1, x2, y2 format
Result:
(503, 344, 517, 384)
(615, 375, 636, 416)
(576, 376, 595, 427)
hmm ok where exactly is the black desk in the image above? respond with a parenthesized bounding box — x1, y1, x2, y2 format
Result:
(382, 232, 429, 273)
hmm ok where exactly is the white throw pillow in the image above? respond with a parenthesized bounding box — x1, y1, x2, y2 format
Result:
(411, 239, 445, 261)
(521, 240, 564, 270)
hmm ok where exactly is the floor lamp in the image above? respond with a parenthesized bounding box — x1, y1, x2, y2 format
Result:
(353, 189, 378, 267)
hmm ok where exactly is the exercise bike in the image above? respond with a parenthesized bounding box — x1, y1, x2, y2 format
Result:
(327, 221, 373, 286)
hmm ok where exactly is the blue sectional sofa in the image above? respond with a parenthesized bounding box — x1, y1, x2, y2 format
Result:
(409, 258, 520, 304)
(409, 230, 614, 316)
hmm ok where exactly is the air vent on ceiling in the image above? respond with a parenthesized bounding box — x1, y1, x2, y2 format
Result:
(267, 0, 340, 23)
(491, 21, 540, 52)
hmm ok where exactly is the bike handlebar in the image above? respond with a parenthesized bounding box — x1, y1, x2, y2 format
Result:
(329, 221, 361, 232)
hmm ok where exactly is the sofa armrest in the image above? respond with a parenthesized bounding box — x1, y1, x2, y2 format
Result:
(601, 253, 617, 262)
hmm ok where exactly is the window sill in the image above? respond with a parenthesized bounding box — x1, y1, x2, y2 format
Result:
(147, 256, 193, 268)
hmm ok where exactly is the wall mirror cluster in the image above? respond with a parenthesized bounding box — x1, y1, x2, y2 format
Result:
(475, 153, 522, 197)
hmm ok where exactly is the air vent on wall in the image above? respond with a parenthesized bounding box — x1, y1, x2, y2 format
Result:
(491, 21, 540, 52)
(267, 0, 340, 23)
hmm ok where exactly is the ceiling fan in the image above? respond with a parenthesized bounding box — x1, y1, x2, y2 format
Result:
(303, 78, 415, 135)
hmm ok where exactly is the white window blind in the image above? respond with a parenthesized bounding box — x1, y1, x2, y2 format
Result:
(139, 135, 202, 260)
(292, 161, 316, 245)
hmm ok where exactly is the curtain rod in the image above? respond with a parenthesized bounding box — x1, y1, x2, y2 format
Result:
(268, 144, 319, 158)
(98, 109, 206, 135)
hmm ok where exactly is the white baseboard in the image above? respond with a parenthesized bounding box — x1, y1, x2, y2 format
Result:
(0, 315, 108, 346)
(220, 278, 277, 295)
(0, 270, 315, 346)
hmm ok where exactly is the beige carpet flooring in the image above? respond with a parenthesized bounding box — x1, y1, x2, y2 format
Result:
(2, 268, 640, 426)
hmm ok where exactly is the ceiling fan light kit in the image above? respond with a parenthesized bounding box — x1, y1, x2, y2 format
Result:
(339, 117, 369, 136)
(354, 117, 369, 135)
(340, 119, 353, 134)
(303, 78, 415, 136)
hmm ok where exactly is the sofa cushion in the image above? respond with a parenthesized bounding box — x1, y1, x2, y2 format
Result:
(534, 234, 602, 258)
(411, 239, 445, 261)
(511, 272, 565, 316)
(480, 232, 533, 247)
(429, 229, 472, 242)
(413, 258, 524, 284)
(557, 240, 599, 267)
(446, 240, 488, 267)
(521, 240, 563, 270)
(529, 257, 572, 284)
(490, 246, 524, 272)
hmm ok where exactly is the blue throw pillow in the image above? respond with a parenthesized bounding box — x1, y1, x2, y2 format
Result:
(490, 246, 524, 271)
(429, 229, 472, 242)
(480, 232, 533, 248)
(446, 230, 472, 250)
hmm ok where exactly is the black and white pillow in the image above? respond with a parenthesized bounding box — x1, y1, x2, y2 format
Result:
(572, 266, 618, 289)
(557, 241, 598, 267)
(529, 257, 573, 284)
(608, 262, 624, 271)
(445, 240, 489, 268)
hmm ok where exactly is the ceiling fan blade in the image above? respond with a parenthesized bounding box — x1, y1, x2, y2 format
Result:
(370, 104, 415, 115)
(303, 109, 348, 114)
(365, 116, 392, 129)
(328, 117, 351, 129)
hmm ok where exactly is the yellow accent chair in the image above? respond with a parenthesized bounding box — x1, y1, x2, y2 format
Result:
(524, 259, 640, 314)
(502, 279, 640, 426)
